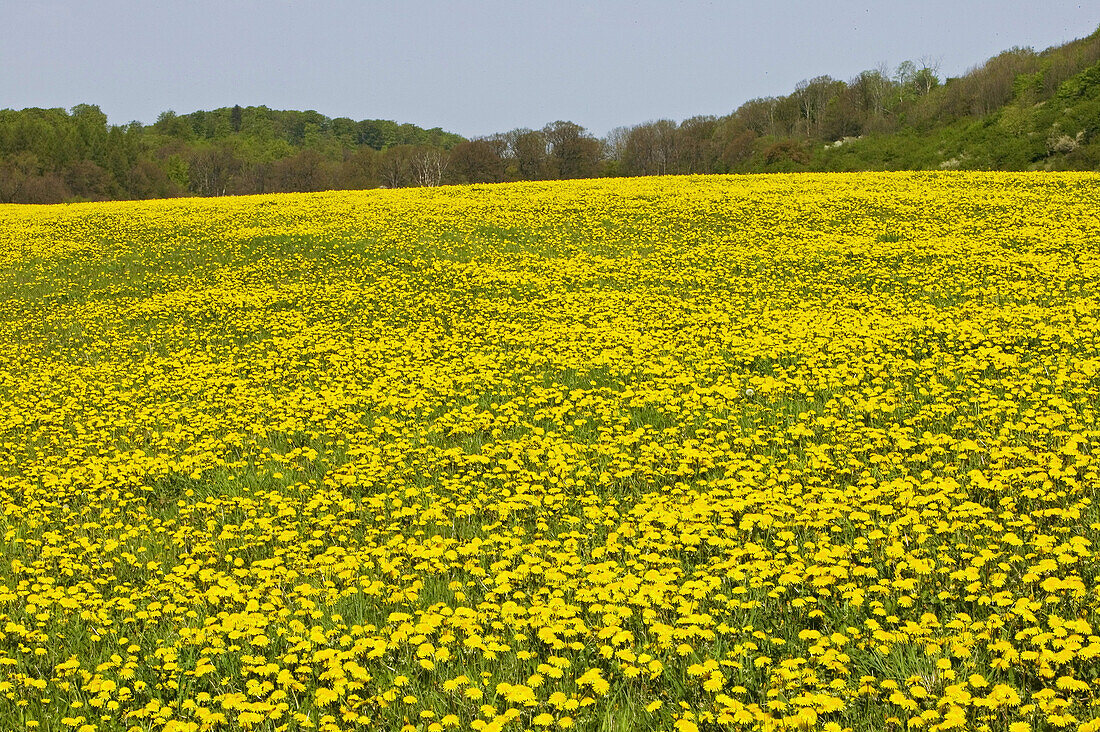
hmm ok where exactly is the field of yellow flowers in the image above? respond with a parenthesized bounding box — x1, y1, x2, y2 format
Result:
(0, 172, 1098, 732)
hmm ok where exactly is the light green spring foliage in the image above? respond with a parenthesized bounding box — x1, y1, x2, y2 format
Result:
(0, 172, 1098, 732)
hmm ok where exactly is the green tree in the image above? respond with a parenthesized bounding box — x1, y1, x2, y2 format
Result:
(543, 121, 599, 179)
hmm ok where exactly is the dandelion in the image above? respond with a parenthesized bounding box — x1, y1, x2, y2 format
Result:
(1, 172, 1098, 731)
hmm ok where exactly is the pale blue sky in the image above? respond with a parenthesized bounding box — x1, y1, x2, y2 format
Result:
(1, 0, 1096, 138)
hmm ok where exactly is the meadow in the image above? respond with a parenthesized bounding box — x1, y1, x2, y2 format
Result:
(0, 172, 1098, 732)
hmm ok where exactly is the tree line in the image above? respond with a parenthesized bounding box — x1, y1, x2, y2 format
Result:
(2, 25, 1098, 204)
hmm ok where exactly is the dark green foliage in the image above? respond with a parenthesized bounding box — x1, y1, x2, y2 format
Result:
(0, 105, 467, 202)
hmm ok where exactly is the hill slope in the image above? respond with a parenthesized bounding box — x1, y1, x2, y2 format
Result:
(807, 27, 1100, 172)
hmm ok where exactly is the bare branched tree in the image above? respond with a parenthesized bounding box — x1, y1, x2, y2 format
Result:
(379, 146, 413, 188)
(916, 56, 942, 95)
(603, 126, 630, 164)
(411, 148, 448, 187)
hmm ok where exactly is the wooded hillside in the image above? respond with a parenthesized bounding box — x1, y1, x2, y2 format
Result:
(2, 24, 1098, 203)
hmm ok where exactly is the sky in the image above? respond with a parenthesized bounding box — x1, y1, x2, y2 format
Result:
(1, 0, 1097, 139)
